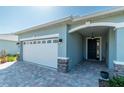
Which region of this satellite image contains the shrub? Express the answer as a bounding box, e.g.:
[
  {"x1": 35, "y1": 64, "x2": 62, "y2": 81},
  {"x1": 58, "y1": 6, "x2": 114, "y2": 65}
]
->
[
  {"x1": 0, "y1": 52, "x2": 18, "y2": 63},
  {"x1": 109, "y1": 76, "x2": 124, "y2": 87},
  {"x1": 7, "y1": 56, "x2": 17, "y2": 62},
  {"x1": 7, "y1": 57, "x2": 16, "y2": 62},
  {"x1": 1, "y1": 49, "x2": 7, "y2": 57},
  {"x1": 0, "y1": 56, "x2": 7, "y2": 63}
]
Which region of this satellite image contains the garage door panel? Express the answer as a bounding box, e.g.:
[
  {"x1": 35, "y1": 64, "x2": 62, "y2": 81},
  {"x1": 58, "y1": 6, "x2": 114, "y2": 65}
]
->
[{"x1": 23, "y1": 38, "x2": 58, "y2": 68}]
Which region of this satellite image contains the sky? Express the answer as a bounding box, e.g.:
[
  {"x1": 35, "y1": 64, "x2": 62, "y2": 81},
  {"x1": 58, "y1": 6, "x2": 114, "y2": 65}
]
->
[{"x1": 0, "y1": 6, "x2": 116, "y2": 34}]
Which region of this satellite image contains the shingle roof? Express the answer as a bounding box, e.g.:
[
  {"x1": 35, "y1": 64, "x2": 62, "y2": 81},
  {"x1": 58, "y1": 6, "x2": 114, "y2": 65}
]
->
[{"x1": 15, "y1": 7, "x2": 124, "y2": 35}]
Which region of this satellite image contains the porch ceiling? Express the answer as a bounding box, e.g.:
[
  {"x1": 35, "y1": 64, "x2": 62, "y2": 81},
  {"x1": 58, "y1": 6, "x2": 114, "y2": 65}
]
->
[{"x1": 78, "y1": 26, "x2": 109, "y2": 36}]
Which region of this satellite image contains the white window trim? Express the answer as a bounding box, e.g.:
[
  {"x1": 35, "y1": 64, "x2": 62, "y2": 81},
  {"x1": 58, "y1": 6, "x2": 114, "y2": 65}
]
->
[
  {"x1": 86, "y1": 37, "x2": 102, "y2": 61},
  {"x1": 20, "y1": 34, "x2": 59, "y2": 41}
]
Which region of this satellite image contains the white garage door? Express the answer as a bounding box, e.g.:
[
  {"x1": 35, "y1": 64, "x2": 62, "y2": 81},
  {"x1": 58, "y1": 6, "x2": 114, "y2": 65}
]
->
[{"x1": 23, "y1": 38, "x2": 58, "y2": 68}]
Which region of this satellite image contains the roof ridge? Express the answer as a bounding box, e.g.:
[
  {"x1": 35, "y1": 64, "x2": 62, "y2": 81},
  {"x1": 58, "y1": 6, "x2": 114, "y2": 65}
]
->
[{"x1": 15, "y1": 15, "x2": 73, "y2": 34}]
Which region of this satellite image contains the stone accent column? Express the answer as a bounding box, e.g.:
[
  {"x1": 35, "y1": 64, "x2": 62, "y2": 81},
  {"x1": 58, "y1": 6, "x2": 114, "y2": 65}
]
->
[
  {"x1": 57, "y1": 57, "x2": 69, "y2": 73},
  {"x1": 114, "y1": 61, "x2": 124, "y2": 76},
  {"x1": 99, "y1": 78, "x2": 109, "y2": 87}
]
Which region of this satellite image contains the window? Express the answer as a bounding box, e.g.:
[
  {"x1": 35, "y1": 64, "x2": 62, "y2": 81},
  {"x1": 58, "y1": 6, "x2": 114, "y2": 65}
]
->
[
  {"x1": 53, "y1": 39, "x2": 58, "y2": 43},
  {"x1": 30, "y1": 41, "x2": 32, "y2": 44},
  {"x1": 33, "y1": 41, "x2": 36, "y2": 44},
  {"x1": 96, "y1": 38, "x2": 100, "y2": 59},
  {"x1": 23, "y1": 42, "x2": 26, "y2": 45},
  {"x1": 38, "y1": 41, "x2": 41, "y2": 44},
  {"x1": 27, "y1": 41, "x2": 29, "y2": 44},
  {"x1": 42, "y1": 40, "x2": 46, "y2": 44},
  {"x1": 47, "y1": 40, "x2": 51, "y2": 43}
]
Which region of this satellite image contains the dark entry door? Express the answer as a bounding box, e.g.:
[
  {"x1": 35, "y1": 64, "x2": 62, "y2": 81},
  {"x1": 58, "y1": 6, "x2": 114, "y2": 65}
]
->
[{"x1": 88, "y1": 39, "x2": 97, "y2": 59}]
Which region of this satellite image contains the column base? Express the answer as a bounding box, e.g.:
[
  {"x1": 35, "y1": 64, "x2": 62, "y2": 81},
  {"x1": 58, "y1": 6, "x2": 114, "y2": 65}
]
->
[
  {"x1": 57, "y1": 57, "x2": 69, "y2": 73},
  {"x1": 99, "y1": 78, "x2": 109, "y2": 87},
  {"x1": 114, "y1": 61, "x2": 124, "y2": 76}
]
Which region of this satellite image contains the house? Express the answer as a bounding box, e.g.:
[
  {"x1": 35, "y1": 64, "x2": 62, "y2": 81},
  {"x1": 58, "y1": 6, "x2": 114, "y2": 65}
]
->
[
  {"x1": 0, "y1": 34, "x2": 19, "y2": 56},
  {"x1": 15, "y1": 7, "x2": 124, "y2": 75}
]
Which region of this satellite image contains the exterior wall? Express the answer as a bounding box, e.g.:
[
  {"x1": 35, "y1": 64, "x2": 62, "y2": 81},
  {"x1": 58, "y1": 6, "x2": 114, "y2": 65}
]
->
[
  {"x1": 107, "y1": 28, "x2": 116, "y2": 69},
  {"x1": 18, "y1": 24, "x2": 68, "y2": 59},
  {"x1": 102, "y1": 34, "x2": 107, "y2": 62},
  {"x1": 0, "y1": 40, "x2": 19, "y2": 55},
  {"x1": 82, "y1": 36, "x2": 86, "y2": 59},
  {"x1": 114, "y1": 27, "x2": 124, "y2": 76},
  {"x1": 116, "y1": 27, "x2": 124, "y2": 61},
  {"x1": 106, "y1": 32, "x2": 109, "y2": 66},
  {"x1": 67, "y1": 32, "x2": 83, "y2": 69},
  {"x1": 17, "y1": 12, "x2": 124, "y2": 71}
]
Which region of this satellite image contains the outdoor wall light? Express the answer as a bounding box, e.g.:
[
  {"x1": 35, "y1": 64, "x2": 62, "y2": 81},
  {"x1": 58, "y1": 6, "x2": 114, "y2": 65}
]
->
[
  {"x1": 16, "y1": 42, "x2": 20, "y2": 45},
  {"x1": 113, "y1": 28, "x2": 117, "y2": 31},
  {"x1": 59, "y1": 39, "x2": 63, "y2": 43},
  {"x1": 91, "y1": 33, "x2": 95, "y2": 39}
]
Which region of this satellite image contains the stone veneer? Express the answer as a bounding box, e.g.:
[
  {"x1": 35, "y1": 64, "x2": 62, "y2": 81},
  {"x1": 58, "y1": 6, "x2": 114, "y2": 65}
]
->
[
  {"x1": 57, "y1": 57, "x2": 69, "y2": 73},
  {"x1": 99, "y1": 78, "x2": 109, "y2": 87},
  {"x1": 114, "y1": 61, "x2": 124, "y2": 76}
]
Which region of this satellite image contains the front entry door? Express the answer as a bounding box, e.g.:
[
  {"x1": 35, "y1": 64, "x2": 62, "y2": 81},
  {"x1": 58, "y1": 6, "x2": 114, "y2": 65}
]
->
[
  {"x1": 88, "y1": 39, "x2": 97, "y2": 60},
  {"x1": 87, "y1": 38, "x2": 101, "y2": 61}
]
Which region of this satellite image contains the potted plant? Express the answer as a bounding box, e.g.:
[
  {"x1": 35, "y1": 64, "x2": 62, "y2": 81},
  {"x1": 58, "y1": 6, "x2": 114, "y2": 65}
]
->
[{"x1": 100, "y1": 71, "x2": 109, "y2": 79}]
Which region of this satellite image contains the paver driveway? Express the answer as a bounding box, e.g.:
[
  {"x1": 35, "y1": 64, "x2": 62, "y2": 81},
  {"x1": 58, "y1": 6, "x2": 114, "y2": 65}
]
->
[{"x1": 0, "y1": 61, "x2": 107, "y2": 87}]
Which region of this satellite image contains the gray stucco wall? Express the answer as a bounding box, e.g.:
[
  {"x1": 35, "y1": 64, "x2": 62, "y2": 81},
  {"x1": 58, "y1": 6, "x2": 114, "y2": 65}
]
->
[
  {"x1": 67, "y1": 32, "x2": 83, "y2": 69},
  {"x1": 0, "y1": 40, "x2": 19, "y2": 55},
  {"x1": 107, "y1": 28, "x2": 116, "y2": 69},
  {"x1": 82, "y1": 36, "x2": 86, "y2": 59},
  {"x1": 116, "y1": 27, "x2": 124, "y2": 61},
  {"x1": 18, "y1": 24, "x2": 68, "y2": 58},
  {"x1": 102, "y1": 34, "x2": 108, "y2": 62}
]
